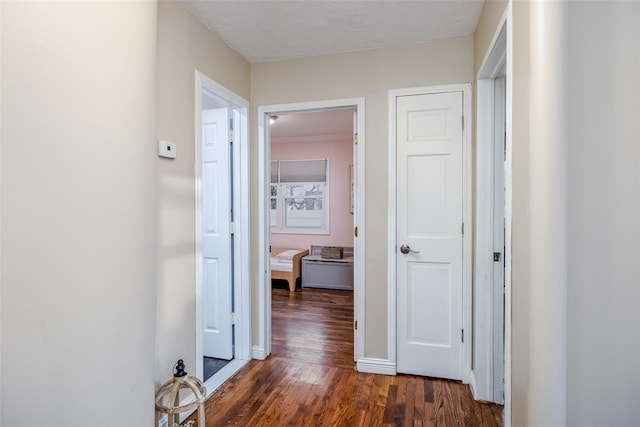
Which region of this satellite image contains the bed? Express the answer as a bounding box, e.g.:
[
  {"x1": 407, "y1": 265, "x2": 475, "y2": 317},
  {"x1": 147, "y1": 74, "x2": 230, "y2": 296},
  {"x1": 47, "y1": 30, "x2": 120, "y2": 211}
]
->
[{"x1": 270, "y1": 247, "x2": 309, "y2": 292}]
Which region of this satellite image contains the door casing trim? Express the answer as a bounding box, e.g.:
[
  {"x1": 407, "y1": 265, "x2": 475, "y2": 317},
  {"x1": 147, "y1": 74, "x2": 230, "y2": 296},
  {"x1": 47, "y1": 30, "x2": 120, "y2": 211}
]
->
[
  {"x1": 256, "y1": 98, "x2": 366, "y2": 362},
  {"x1": 388, "y1": 84, "x2": 473, "y2": 381}
]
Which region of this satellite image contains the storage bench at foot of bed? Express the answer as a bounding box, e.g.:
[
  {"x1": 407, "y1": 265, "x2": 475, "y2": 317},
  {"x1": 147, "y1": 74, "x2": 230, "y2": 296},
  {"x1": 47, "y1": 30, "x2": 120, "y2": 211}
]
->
[{"x1": 302, "y1": 245, "x2": 354, "y2": 291}]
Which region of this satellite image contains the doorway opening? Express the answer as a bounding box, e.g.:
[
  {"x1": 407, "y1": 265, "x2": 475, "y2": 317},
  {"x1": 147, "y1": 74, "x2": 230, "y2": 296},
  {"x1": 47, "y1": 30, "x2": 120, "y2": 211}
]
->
[
  {"x1": 194, "y1": 71, "x2": 251, "y2": 396},
  {"x1": 268, "y1": 109, "x2": 355, "y2": 359},
  {"x1": 256, "y1": 98, "x2": 365, "y2": 363}
]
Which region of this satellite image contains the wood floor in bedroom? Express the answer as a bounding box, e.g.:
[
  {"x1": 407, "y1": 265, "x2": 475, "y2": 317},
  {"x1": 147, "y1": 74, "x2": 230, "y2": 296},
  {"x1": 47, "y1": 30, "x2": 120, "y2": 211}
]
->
[{"x1": 190, "y1": 287, "x2": 503, "y2": 426}]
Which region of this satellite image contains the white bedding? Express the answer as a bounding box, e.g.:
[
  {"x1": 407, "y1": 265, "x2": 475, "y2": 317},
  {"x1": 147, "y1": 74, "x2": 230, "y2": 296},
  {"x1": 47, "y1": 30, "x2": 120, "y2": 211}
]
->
[{"x1": 271, "y1": 257, "x2": 293, "y2": 272}]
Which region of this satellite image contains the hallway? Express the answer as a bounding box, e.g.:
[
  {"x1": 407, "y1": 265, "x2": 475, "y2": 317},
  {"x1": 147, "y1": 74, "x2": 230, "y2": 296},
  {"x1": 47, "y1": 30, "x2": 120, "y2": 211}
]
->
[{"x1": 192, "y1": 288, "x2": 503, "y2": 426}]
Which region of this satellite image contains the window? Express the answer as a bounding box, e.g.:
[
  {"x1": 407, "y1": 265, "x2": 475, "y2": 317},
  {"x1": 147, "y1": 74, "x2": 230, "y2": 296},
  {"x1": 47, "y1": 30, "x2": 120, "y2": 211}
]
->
[{"x1": 271, "y1": 159, "x2": 329, "y2": 234}]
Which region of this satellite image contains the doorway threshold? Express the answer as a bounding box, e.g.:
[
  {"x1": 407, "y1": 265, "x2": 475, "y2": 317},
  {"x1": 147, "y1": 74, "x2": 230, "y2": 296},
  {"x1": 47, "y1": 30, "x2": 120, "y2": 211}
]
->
[{"x1": 203, "y1": 358, "x2": 248, "y2": 398}]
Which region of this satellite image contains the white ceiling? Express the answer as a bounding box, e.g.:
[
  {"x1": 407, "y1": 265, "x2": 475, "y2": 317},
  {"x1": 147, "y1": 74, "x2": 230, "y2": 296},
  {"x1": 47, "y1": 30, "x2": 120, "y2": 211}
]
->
[
  {"x1": 180, "y1": 0, "x2": 485, "y2": 64},
  {"x1": 188, "y1": 0, "x2": 484, "y2": 139},
  {"x1": 270, "y1": 109, "x2": 354, "y2": 143}
]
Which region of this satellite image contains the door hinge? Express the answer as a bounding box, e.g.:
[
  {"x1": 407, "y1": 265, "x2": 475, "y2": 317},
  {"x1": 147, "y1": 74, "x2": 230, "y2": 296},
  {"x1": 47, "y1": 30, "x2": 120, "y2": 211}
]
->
[
  {"x1": 504, "y1": 131, "x2": 508, "y2": 161},
  {"x1": 354, "y1": 320, "x2": 358, "y2": 330},
  {"x1": 461, "y1": 115, "x2": 465, "y2": 131},
  {"x1": 354, "y1": 133, "x2": 358, "y2": 145},
  {"x1": 354, "y1": 226, "x2": 358, "y2": 238},
  {"x1": 231, "y1": 312, "x2": 236, "y2": 325},
  {"x1": 230, "y1": 222, "x2": 235, "y2": 235},
  {"x1": 461, "y1": 222, "x2": 465, "y2": 236},
  {"x1": 461, "y1": 329, "x2": 464, "y2": 343},
  {"x1": 229, "y1": 130, "x2": 234, "y2": 142}
]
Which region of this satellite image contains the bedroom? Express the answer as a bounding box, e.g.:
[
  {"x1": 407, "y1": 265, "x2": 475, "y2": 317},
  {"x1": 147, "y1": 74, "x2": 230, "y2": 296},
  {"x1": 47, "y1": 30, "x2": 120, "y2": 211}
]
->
[{"x1": 269, "y1": 109, "x2": 355, "y2": 293}]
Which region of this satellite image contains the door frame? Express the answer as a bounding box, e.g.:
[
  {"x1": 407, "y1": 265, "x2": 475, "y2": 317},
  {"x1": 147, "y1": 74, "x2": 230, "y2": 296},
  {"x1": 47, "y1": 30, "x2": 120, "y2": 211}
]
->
[
  {"x1": 388, "y1": 84, "x2": 473, "y2": 381},
  {"x1": 473, "y1": 3, "x2": 513, "y2": 421},
  {"x1": 256, "y1": 98, "x2": 365, "y2": 361},
  {"x1": 473, "y1": 18, "x2": 508, "y2": 404},
  {"x1": 194, "y1": 71, "x2": 251, "y2": 386}
]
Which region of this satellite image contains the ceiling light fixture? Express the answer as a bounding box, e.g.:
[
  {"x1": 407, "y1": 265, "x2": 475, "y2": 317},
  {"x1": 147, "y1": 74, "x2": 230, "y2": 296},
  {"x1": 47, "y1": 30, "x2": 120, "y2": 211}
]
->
[{"x1": 269, "y1": 115, "x2": 278, "y2": 125}]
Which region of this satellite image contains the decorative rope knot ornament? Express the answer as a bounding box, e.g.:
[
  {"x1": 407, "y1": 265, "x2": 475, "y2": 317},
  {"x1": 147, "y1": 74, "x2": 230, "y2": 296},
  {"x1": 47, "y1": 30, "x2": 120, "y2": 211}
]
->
[{"x1": 155, "y1": 359, "x2": 207, "y2": 427}]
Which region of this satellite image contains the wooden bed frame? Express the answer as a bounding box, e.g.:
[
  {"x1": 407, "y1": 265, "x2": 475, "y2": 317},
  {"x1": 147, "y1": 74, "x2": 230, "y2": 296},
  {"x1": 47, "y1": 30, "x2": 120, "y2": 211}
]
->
[{"x1": 271, "y1": 247, "x2": 309, "y2": 292}]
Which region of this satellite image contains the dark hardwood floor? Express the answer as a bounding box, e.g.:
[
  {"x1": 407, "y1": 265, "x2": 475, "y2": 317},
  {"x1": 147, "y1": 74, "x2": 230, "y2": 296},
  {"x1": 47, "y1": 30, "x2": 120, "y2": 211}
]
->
[{"x1": 193, "y1": 288, "x2": 503, "y2": 426}]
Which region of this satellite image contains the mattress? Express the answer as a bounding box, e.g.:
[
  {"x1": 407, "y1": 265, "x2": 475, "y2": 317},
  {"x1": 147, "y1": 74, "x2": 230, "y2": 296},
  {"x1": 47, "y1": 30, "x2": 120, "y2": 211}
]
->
[{"x1": 271, "y1": 257, "x2": 293, "y2": 272}]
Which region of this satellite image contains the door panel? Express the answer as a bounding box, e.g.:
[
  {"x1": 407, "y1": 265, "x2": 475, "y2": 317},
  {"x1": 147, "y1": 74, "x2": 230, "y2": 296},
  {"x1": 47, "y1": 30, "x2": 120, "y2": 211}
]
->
[
  {"x1": 202, "y1": 108, "x2": 233, "y2": 360},
  {"x1": 397, "y1": 91, "x2": 463, "y2": 380},
  {"x1": 204, "y1": 258, "x2": 221, "y2": 343},
  {"x1": 407, "y1": 262, "x2": 452, "y2": 345},
  {"x1": 407, "y1": 155, "x2": 449, "y2": 236}
]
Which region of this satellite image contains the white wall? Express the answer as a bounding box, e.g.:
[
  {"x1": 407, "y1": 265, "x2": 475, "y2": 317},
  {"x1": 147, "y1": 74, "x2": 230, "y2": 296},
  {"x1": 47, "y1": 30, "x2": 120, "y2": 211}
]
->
[
  {"x1": 1, "y1": 2, "x2": 157, "y2": 426},
  {"x1": 510, "y1": 2, "x2": 534, "y2": 424},
  {"x1": 528, "y1": 2, "x2": 569, "y2": 424},
  {"x1": 566, "y1": 2, "x2": 640, "y2": 426}
]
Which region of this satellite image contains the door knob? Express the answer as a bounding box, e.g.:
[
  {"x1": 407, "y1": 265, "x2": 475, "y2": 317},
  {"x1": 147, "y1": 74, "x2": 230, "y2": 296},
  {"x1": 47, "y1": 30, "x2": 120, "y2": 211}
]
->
[{"x1": 400, "y1": 244, "x2": 420, "y2": 254}]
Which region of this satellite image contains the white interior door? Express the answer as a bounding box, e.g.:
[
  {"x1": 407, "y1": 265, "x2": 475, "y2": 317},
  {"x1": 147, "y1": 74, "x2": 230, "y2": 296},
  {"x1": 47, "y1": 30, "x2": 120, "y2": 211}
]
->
[
  {"x1": 396, "y1": 91, "x2": 464, "y2": 380},
  {"x1": 202, "y1": 107, "x2": 233, "y2": 360}
]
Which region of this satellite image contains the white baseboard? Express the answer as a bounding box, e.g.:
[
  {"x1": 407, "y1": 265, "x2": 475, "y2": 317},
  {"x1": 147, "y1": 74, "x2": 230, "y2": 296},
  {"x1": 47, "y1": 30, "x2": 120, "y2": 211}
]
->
[
  {"x1": 469, "y1": 370, "x2": 479, "y2": 399},
  {"x1": 356, "y1": 358, "x2": 397, "y2": 375},
  {"x1": 252, "y1": 345, "x2": 267, "y2": 360}
]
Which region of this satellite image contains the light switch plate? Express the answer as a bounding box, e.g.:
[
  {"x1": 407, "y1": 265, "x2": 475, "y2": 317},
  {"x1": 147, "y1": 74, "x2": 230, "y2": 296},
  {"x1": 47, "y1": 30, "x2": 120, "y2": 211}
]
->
[{"x1": 158, "y1": 140, "x2": 176, "y2": 159}]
